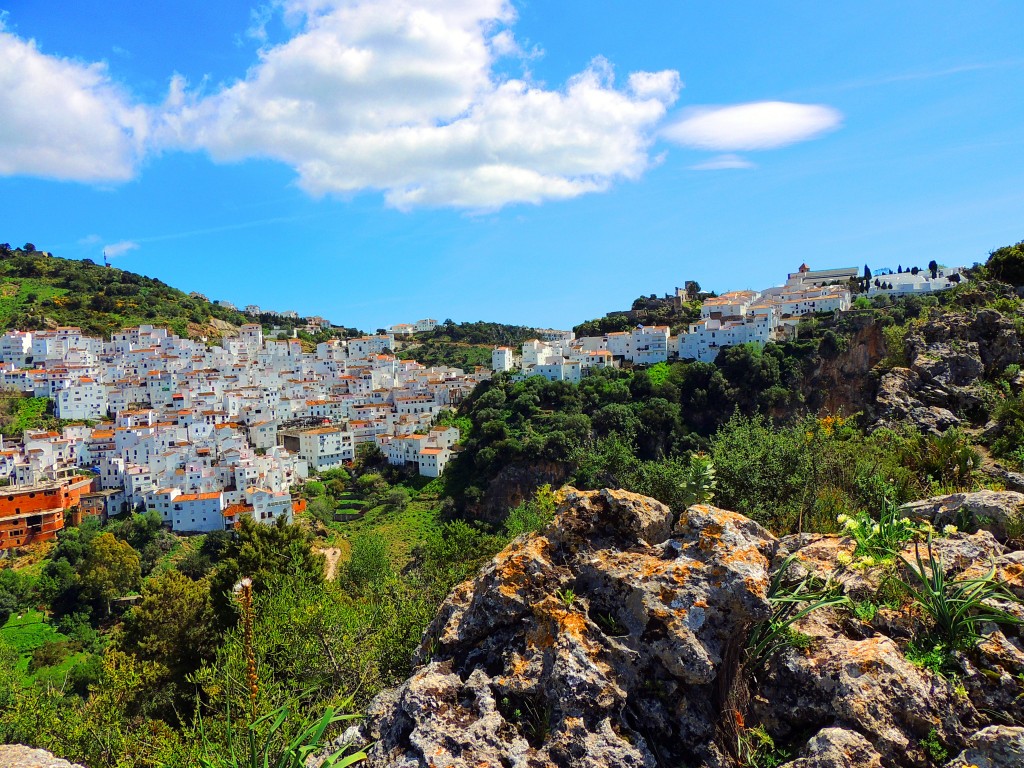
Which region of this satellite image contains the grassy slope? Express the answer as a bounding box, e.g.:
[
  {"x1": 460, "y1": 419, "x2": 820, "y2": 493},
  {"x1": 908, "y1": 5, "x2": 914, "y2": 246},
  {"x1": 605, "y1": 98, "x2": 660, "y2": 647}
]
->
[
  {"x1": 0, "y1": 247, "x2": 248, "y2": 338},
  {"x1": 1, "y1": 610, "x2": 66, "y2": 674}
]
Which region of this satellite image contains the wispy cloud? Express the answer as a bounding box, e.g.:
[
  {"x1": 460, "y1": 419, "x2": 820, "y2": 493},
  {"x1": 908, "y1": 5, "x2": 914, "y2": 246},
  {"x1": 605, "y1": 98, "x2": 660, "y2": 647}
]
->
[
  {"x1": 688, "y1": 154, "x2": 754, "y2": 171},
  {"x1": 663, "y1": 101, "x2": 842, "y2": 152},
  {"x1": 825, "y1": 58, "x2": 1024, "y2": 92},
  {"x1": 103, "y1": 240, "x2": 139, "y2": 258}
]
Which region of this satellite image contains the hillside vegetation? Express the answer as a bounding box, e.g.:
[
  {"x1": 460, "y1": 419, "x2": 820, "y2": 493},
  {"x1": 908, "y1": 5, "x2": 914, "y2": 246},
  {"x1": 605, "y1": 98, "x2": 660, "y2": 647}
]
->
[
  {"x1": 3, "y1": 239, "x2": 1024, "y2": 767},
  {"x1": 0, "y1": 243, "x2": 248, "y2": 338},
  {"x1": 397, "y1": 320, "x2": 539, "y2": 369}
]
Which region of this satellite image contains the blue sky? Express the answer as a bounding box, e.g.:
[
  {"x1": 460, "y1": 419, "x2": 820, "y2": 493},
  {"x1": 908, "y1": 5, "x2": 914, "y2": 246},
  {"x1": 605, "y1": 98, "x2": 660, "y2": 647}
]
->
[{"x1": 1, "y1": 1, "x2": 1022, "y2": 332}]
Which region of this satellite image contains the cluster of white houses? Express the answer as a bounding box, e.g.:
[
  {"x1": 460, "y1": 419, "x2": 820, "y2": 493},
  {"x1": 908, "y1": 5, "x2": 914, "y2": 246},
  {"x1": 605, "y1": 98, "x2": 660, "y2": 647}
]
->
[
  {"x1": 495, "y1": 263, "x2": 969, "y2": 377},
  {"x1": 0, "y1": 324, "x2": 484, "y2": 535},
  {"x1": 387, "y1": 319, "x2": 439, "y2": 337}
]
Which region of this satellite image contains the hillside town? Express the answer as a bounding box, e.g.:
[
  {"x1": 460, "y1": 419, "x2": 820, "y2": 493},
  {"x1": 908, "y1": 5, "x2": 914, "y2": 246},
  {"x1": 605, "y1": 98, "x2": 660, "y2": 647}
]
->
[
  {"x1": 0, "y1": 263, "x2": 970, "y2": 551},
  {"x1": 495, "y1": 262, "x2": 968, "y2": 377},
  {"x1": 0, "y1": 324, "x2": 485, "y2": 549}
]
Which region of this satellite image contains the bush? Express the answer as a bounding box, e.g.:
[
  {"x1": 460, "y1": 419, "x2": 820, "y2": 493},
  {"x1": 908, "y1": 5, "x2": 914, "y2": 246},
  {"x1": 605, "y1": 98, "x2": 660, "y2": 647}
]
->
[{"x1": 28, "y1": 639, "x2": 72, "y2": 673}]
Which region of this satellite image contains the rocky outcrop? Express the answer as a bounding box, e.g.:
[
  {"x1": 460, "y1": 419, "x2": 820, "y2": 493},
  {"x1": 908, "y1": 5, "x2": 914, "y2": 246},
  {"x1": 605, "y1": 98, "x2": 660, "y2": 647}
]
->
[
  {"x1": 874, "y1": 366, "x2": 962, "y2": 434},
  {"x1": 945, "y1": 726, "x2": 1024, "y2": 768},
  {"x1": 347, "y1": 489, "x2": 776, "y2": 767},
  {"x1": 801, "y1": 314, "x2": 886, "y2": 416},
  {"x1": 469, "y1": 460, "x2": 572, "y2": 525},
  {"x1": 0, "y1": 746, "x2": 85, "y2": 768},
  {"x1": 336, "y1": 491, "x2": 1024, "y2": 768},
  {"x1": 873, "y1": 308, "x2": 1024, "y2": 432},
  {"x1": 900, "y1": 490, "x2": 1024, "y2": 542}
]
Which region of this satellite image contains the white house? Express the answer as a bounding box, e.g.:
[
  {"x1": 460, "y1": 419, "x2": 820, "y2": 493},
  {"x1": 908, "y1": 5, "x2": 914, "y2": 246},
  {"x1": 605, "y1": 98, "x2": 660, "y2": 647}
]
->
[
  {"x1": 630, "y1": 326, "x2": 670, "y2": 365},
  {"x1": 492, "y1": 347, "x2": 514, "y2": 373},
  {"x1": 417, "y1": 446, "x2": 451, "y2": 477},
  {"x1": 170, "y1": 491, "x2": 226, "y2": 533},
  {"x1": 278, "y1": 426, "x2": 354, "y2": 471},
  {"x1": 55, "y1": 378, "x2": 108, "y2": 421}
]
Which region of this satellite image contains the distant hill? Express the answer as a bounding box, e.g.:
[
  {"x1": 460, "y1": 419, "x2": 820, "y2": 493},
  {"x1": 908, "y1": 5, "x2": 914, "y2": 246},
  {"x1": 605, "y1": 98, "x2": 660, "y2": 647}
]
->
[
  {"x1": 0, "y1": 242, "x2": 248, "y2": 339},
  {"x1": 396, "y1": 320, "x2": 540, "y2": 370},
  {"x1": 573, "y1": 291, "x2": 704, "y2": 337}
]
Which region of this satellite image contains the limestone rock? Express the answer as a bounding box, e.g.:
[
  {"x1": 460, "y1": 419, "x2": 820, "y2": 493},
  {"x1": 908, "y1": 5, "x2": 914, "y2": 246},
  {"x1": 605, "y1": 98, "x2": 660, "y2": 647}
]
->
[
  {"x1": 874, "y1": 367, "x2": 961, "y2": 433},
  {"x1": 348, "y1": 490, "x2": 776, "y2": 767},
  {"x1": 900, "y1": 490, "x2": 1024, "y2": 542},
  {"x1": 0, "y1": 746, "x2": 85, "y2": 768},
  {"x1": 325, "y1": 489, "x2": 1024, "y2": 768},
  {"x1": 756, "y1": 633, "x2": 976, "y2": 766},
  {"x1": 779, "y1": 727, "x2": 882, "y2": 768},
  {"x1": 945, "y1": 726, "x2": 1024, "y2": 768},
  {"x1": 909, "y1": 341, "x2": 984, "y2": 389}
]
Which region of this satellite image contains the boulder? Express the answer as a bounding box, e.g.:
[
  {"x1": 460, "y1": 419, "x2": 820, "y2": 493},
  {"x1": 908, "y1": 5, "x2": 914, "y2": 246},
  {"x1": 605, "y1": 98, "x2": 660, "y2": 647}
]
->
[
  {"x1": 756, "y1": 633, "x2": 976, "y2": 766},
  {"x1": 345, "y1": 490, "x2": 776, "y2": 767},
  {"x1": 0, "y1": 746, "x2": 85, "y2": 768},
  {"x1": 900, "y1": 490, "x2": 1024, "y2": 542},
  {"x1": 945, "y1": 726, "x2": 1024, "y2": 768},
  {"x1": 779, "y1": 727, "x2": 882, "y2": 768}
]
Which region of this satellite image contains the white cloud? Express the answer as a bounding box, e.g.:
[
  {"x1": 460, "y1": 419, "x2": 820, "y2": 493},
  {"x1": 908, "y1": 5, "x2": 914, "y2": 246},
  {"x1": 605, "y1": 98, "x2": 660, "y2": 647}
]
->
[
  {"x1": 103, "y1": 240, "x2": 139, "y2": 258},
  {"x1": 662, "y1": 101, "x2": 841, "y2": 152},
  {"x1": 159, "y1": 0, "x2": 681, "y2": 209},
  {"x1": 688, "y1": 154, "x2": 754, "y2": 171},
  {"x1": 0, "y1": 22, "x2": 148, "y2": 182}
]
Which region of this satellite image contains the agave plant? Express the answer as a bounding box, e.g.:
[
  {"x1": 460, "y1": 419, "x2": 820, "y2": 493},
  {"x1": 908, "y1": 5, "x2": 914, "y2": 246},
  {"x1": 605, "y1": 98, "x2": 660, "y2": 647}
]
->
[
  {"x1": 198, "y1": 704, "x2": 366, "y2": 768},
  {"x1": 746, "y1": 554, "x2": 849, "y2": 669},
  {"x1": 900, "y1": 536, "x2": 1023, "y2": 650}
]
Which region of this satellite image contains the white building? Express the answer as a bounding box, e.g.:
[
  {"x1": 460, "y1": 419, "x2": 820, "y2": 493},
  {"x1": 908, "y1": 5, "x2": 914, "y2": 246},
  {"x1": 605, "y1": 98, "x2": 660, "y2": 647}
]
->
[
  {"x1": 55, "y1": 378, "x2": 108, "y2": 421},
  {"x1": 278, "y1": 426, "x2": 354, "y2": 471},
  {"x1": 786, "y1": 264, "x2": 859, "y2": 288},
  {"x1": 492, "y1": 347, "x2": 514, "y2": 373},
  {"x1": 630, "y1": 326, "x2": 670, "y2": 365},
  {"x1": 170, "y1": 491, "x2": 225, "y2": 533},
  {"x1": 868, "y1": 268, "x2": 967, "y2": 297}
]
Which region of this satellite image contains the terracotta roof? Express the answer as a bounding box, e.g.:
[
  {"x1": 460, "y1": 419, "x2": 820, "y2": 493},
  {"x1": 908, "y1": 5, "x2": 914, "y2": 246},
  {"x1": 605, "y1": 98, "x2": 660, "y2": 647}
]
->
[{"x1": 177, "y1": 491, "x2": 222, "y2": 502}]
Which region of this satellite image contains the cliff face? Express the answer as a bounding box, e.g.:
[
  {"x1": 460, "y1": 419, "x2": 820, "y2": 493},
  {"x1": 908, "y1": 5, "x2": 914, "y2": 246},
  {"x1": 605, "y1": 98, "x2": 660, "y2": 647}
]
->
[
  {"x1": 802, "y1": 313, "x2": 887, "y2": 416},
  {"x1": 468, "y1": 460, "x2": 572, "y2": 525},
  {"x1": 339, "y1": 488, "x2": 1024, "y2": 768},
  {"x1": 875, "y1": 308, "x2": 1023, "y2": 434}
]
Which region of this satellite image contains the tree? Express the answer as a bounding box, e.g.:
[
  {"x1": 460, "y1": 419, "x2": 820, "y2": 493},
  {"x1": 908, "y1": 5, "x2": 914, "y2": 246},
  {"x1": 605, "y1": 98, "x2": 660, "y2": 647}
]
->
[
  {"x1": 22, "y1": 243, "x2": 36, "y2": 253},
  {"x1": 343, "y1": 533, "x2": 392, "y2": 589},
  {"x1": 307, "y1": 495, "x2": 336, "y2": 524},
  {"x1": 987, "y1": 240, "x2": 1024, "y2": 286},
  {"x1": 911, "y1": 266, "x2": 919, "y2": 275},
  {"x1": 79, "y1": 533, "x2": 141, "y2": 615},
  {"x1": 928, "y1": 260, "x2": 939, "y2": 279},
  {"x1": 384, "y1": 487, "x2": 411, "y2": 512},
  {"x1": 120, "y1": 570, "x2": 218, "y2": 687},
  {"x1": 210, "y1": 516, "x2": 325, "y2": 624},
  {"x1": 863, "y1": 264, "x2": 871, "y2": 281}
]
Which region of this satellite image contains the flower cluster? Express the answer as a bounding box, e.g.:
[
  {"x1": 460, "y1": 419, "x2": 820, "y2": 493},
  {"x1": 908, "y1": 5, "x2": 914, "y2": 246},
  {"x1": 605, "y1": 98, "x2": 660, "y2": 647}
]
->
[{"x1": 834, "y1": 506, "x2": 961, "y2": 569}]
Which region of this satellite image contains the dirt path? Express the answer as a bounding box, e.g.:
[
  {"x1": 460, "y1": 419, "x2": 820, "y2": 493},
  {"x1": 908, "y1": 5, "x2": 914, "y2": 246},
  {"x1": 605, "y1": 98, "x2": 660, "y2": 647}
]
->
[{"x1": 318, "y1": 547, "x2": 342, "y2": 580}]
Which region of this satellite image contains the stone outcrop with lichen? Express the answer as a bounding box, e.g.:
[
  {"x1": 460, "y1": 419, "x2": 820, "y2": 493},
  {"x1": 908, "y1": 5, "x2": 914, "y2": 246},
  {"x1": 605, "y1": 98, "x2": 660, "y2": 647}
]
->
[
  {"x1": 874, "y1": 308, "x2": 1023, "y2": 434},
  {"x1": 332, "y1": 488, "x2": 1024, "y2": 768},
  {"x1": 0, "y1": 745, "x2": 86, "y2": 768}
]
